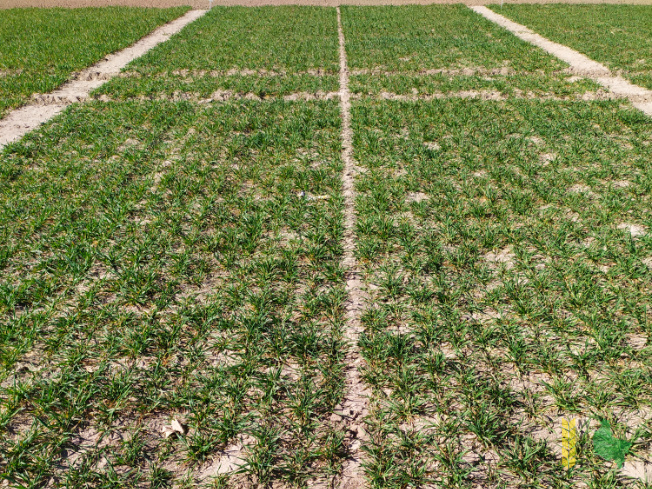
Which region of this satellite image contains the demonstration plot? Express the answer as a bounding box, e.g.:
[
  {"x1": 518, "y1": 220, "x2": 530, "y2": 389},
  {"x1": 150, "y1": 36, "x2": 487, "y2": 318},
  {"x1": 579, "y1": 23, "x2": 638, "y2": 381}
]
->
[
  {"x1": 0, "y1": 7, "x2": 188, "y2": 118},
  {"x1": 491, "y1": 5, "x2": 652, "y2": 90},
  {"x1": 351, "y1": 99, "x2": 652, "y2": 487},
  {"x1": 341, "y1": 5, "x2": 602, "y2": 99},
  {"x1": 98, "y1": 7, "x2": 339, "y2": 100},
  {"x1": 0, "y1": 100, "x2": 348, "y2": 487}
]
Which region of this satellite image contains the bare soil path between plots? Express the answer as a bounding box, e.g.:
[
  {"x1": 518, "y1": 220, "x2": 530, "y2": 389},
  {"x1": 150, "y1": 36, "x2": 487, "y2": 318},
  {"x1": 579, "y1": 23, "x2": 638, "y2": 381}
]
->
[
  {"x1": 471, "y1": 6, "x2": 652, "y2": 116},
  {"x1": 0, "y1": 9, "x2": 206, "y2": 151}
]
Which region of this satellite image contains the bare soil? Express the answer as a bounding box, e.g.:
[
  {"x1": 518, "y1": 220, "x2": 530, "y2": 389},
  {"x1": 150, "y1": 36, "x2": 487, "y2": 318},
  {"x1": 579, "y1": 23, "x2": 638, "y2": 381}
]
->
[{"x1": 2, "y1": 0, "x2": 650, "y2": 9}]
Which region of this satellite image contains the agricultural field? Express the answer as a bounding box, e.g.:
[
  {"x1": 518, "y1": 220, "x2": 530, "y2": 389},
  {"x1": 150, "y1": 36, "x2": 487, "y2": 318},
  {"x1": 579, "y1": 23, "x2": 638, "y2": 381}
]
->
[
  {"x1": 490, "y1": 5, "x2": 652, "y2": 90},
  {"x1": 1, "y1": 4, "x2": 652, "y2": 488},
  {"x1": 342, "y1": 5, "x2": 603, "y2": 98},
  {"x1": 96, "y1": 6, "x2": 340, "y2": 100},
  {"x1": 0, "y1": 7, "x2": 189, "y2": 118},
  {"x1": 0, "y1": 99, "x2": 348, "y2": 488}
]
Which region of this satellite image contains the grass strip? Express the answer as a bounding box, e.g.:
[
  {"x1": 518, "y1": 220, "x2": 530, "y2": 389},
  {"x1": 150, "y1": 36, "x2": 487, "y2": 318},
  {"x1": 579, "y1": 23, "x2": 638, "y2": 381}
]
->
[
  {"x1": 350, "y1": 73, "x2": 602, "y2": 98},
  {"x1": 340, "y1": 5, "x2": 599, "y2": 97},
  {"x1": 341, "y1": 5, "x2": 563, "y2": 72},
  {"x1": 100, "y1": 6, "x2": 339, "y2": 98},
  {"x1": 95, "y1": 73, "x2": 339, "y2": 100}
]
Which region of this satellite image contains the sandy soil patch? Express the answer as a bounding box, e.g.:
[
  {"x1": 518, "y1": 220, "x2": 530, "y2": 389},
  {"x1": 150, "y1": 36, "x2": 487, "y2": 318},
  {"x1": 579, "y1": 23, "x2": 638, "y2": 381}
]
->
[
  {"x1": 485, "y1": 245, "x2": 516, "y2": 269},
  {"x1": 618, "y1": 222, "x2": 647, "y2": 237},
  {"x1": 363, "y1": 90, "x2": 617, "y2": 101},
  {"x1": 406, "y1": 191, "x2": 430, "y2": 202}
]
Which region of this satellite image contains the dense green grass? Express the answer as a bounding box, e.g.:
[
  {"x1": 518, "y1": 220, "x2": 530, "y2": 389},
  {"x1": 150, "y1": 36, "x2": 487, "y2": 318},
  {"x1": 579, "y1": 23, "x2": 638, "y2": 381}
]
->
[
  {"x1": 0, "y1": 7, "x2": 189, "y2": 118},
  {"x1": 0, "y1": 99, "x2": 348, "y2": 487},
  {"x1": 98, "y1": 7, "x2": 339, "y2": 99},
  {"x1": 490, "y1": 5, "x2": 652, "y2": 90},
  {"x1": 341, "y1": 5, "x2": 602, "y2": 97},
  {"x1": 351, "y1": 98, "x2": 652, "y2": 487}
]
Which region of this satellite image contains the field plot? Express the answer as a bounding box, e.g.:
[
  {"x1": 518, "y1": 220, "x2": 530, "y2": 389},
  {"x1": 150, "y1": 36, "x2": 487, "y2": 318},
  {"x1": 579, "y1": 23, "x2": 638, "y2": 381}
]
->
[
  {"x1": 343, "y1": 5, "x2": 652, "y2": 487},
  {"x1": 489, "y1": 5, "x2": 652, "y2": 90},
  {"x1": 96, "y1": 6, "x2": 339, "y2": 101},
  {"x1": 0, "y1": 99, "x2": 349, "y2": 487},
  {"x1": 351, "y1": 97, "x2": 652, "y2": 487},
  {"x1": 340, "y1": 5, "x2": 603, "y2": 99},
  {"x1": 0, "y1": 7, "x2": 188, "y2": 119}
]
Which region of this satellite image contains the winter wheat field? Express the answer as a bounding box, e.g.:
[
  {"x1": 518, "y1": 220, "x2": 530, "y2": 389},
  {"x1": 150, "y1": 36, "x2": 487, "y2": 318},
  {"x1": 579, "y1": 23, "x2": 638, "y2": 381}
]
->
[{"x1": 1, "y1": 4, "x2": 652, "y2": 488}]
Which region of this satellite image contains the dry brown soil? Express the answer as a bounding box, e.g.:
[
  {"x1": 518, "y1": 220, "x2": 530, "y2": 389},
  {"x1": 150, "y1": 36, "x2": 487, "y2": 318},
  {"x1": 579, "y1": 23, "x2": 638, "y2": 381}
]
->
[{"x1": 2, "y1": 0, "x2": 650, "y2": 9}]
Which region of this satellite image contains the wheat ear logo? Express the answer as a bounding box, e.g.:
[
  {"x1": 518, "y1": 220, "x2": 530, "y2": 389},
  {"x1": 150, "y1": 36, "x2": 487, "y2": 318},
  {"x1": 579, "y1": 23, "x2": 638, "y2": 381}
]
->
[{"x1": 561, "y1": 418, "x2": 578, "y2": 469}]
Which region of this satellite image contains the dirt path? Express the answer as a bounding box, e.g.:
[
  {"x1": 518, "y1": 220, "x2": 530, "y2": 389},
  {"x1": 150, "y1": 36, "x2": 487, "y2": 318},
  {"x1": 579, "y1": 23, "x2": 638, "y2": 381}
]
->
[
  {"x1": 0, "y1": 9, "x2": 206, "y2": 150},
  {"x1": 471, "y1": 6, "x2": 652, "y2": 116},
  {"x1": 327, "y1": 6, "x2": 371, "y2": 489},
  {"x1": 2, "y1": 0, "x2": 650, "y2": 9}
]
